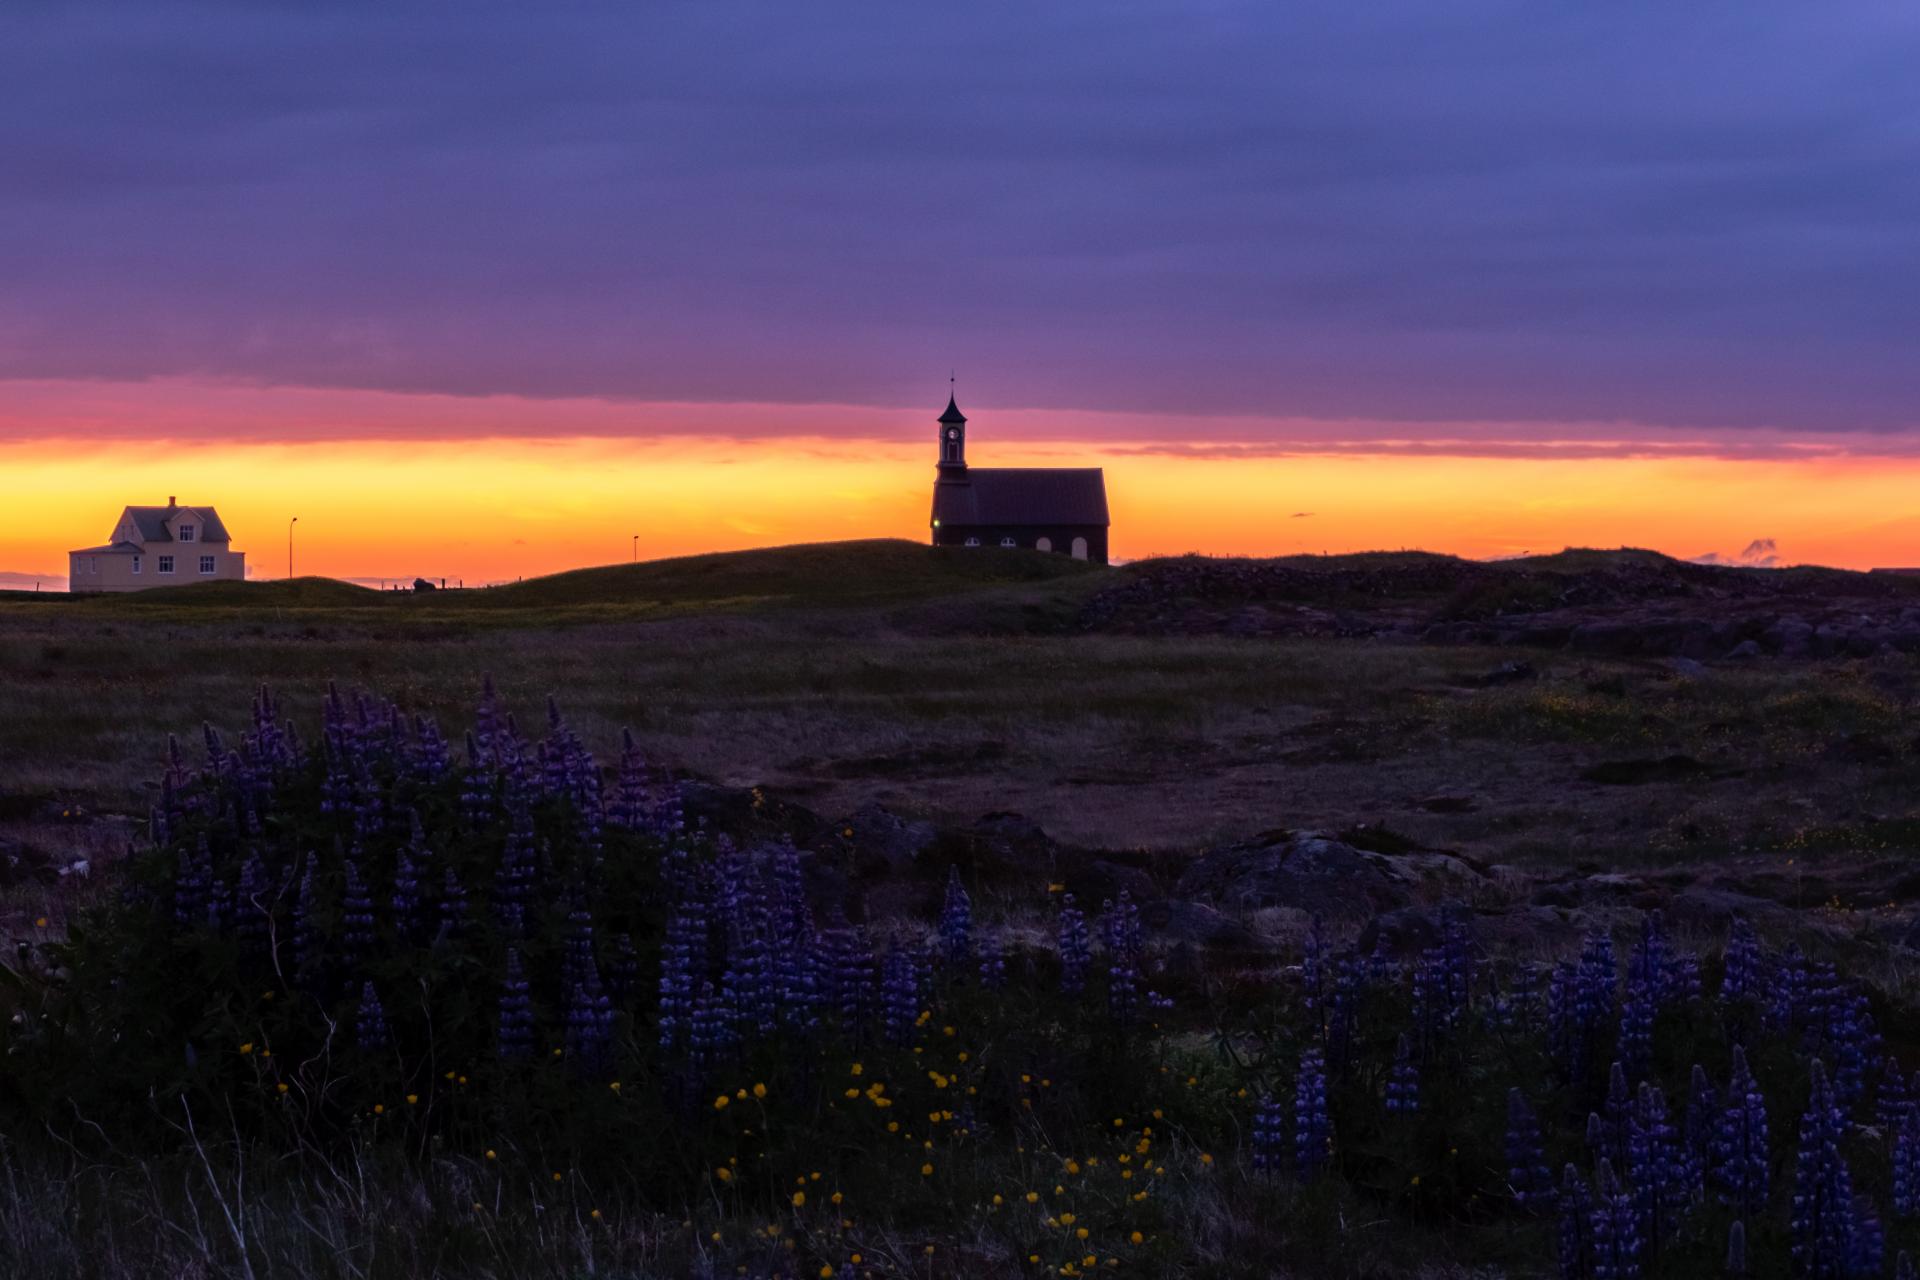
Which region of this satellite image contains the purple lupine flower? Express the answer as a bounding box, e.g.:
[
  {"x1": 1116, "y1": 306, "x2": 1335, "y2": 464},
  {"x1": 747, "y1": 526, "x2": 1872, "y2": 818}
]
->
[
  {"x1": 939, "y1": 866, "x2": 973, "y2": 970},
  {"x1": 1894, "y1": 1107, "x2": 1920, "y2": 1218},
  {"x1": 1103, "y1": 892, "x2": 1143, "y2": 1023},
  {"x1": 1852, "y1": 1197, "x2": 1886, "y2": 1278},
  {"x1": 410, "y1": 712, "x2": 449, "y2": 781},
  {"x1": 1602, "y1": 1061, "x2": 1632, "y2": 1169},
  {"x1": 292, "y1": 863, "x2": 323, "y2": 985},
  {"x1": 564, "y1": 961, "x2": 615, "y2": 1077},
  {"x1": 823, "y1": 919, "x2": 877, "y2": 1038},
  {"x1": 341, "y1": 854, "x2": 375, "y2": 955},
  {"x1": 497, "y1": 948, "x2": 535, "y2": 1060},
  {"x1": 1877, "y1": 1055, "x2": 1912, "y2": 1132},
  {"x1": 1726, "y1": 1220, "x2": 1748, "y2": 1277},
  {"x1": 881, "y1": 943, "x2": 921, "y2": 1047},
  {"x1": 657, "y1": 892, "x2": 709, "y2": 1053},
  {"x1": 1575, "y1": 928, "x2": 1617, "y2": 1049},
  {"x1": 689, "y1": 978, "x2": 733, "y2": 1073},
  {"x1": 491, "y1": 803, "x2": 537, "y2": 936},
  {"x1": 559, "y1": 892, "x2": 596, "y2": 1003},
  {"x1": 1507, "y1": 1089, "x2": 1554, "y2": 1210},
  {"x1": 205, "y1": 877, "x2": 227, "y2": 935},
  {"x1": 1411, "y1": 945, "x2": 1452, "y2": 1049},
  {"x1": 1827, "y1": 987, "x2": 1878, "y2": 1112},
  {"x1": 1627, "y1": 1082, "x2": 1687, "y2": 1262},
  {"x1": 1617, "y1": 975, "x2": 1655, "y2": 1081},
  {"x1": 1589, "y1": 1158, "x2": 1642, "y2": 1280},
  {"x1": 438, "y1": 865, "x2": 468, "y2": 939},
  {"x1": 1056, "y1": 894, "x2": 1091, "y2": 997},
  {"x1": 1385, "y1": 1033, "x2": 1419, "y2": 1115},
  {"x1": 233, "y1": 852, "x2": 270, "y2": 959},
  {"x1": 1547, "y1": 961, "x2": 1585, "y2": 1079},
  {"x1": 1251, "y1": 1092, "x2": 1285, "y2": 1173},
  {"x1": 1325, "y1": 958, "x2": 1359, "y2": 1077},
  {"x1": 608, "y1": 932, "x2": 640, "y2": 1004},
  {"x1": 1898, "y1": 1250, "x2": 1917, "y2": 1280},
  {"x1": 1558, "y1": 1164, "x2": 1591, "y2": 1280},
  {"x1": 1791, "y1": 1060, "x2": 1856, "y2": 1279},
  {"x1": 1294, "y1": 1047, "x2": 1333, "y2": 1180},
  {"x1": 459, "y1": 732, "x2": 494, "y2": 828},
  {"x1": 173, "y1": 839, "x2": 210, "y2": 932},
  {"x1": 978, "y1": 934, "x2": 1008, "y2": 991},
  {"x1": 718, "y1": 870, "x2": 776, "y2": 1042},
  {"x1": 356, "y1": 981, "x2": 389, "y2": 1052},
  {"x1": 391, "y1": 843, "x2": 423, "y2": 944},
  {"x1": 1768, "y1": 945, "x2": 1810, "y2": 1035},
  {"x1": 1301, "y1": 915, "x2": 1327, "y2": 1013},
  {"x1": 1714, "y1": 1044, "x2": 1770, "y2": 1219},
  {"x1": 1682, "y1": 1063, "x2": 1717, "y2": 1200},
  {"x1": 606, "y1": 728, "x2": 651, "y2": 829}
]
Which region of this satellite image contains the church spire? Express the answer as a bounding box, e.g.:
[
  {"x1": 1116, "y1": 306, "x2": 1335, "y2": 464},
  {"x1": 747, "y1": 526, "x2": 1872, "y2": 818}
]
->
[{"x1": 937, "y1": 382, "x2": 967, "y2": 476}]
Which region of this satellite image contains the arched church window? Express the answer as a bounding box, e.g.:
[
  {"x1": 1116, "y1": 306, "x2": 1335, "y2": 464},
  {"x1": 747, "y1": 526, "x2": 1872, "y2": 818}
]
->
[
  {"x1": 964, "y1": 536, "x2": 980, "y2": 548},
  {"x1": 999, "y1": 536, "x2": 1016, "y2": 548},
  {"x1": 1036, "y1": 537, "x2": 1052, "y2": 552},
  {"x1": 1071, "y1": 537, "x2": 1089, "y2": 560}
]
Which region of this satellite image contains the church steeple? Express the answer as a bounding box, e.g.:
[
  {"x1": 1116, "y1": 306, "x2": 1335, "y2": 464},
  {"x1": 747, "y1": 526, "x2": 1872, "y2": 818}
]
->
[{"x1": 937, "y1": 384, "x2": 967, "y2": 477}]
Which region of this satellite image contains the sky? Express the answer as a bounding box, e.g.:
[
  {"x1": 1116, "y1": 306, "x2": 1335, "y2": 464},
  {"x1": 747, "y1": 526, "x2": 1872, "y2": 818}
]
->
[{"x1": 3, "y1": 2, "x2": 1920, "y2": 583}]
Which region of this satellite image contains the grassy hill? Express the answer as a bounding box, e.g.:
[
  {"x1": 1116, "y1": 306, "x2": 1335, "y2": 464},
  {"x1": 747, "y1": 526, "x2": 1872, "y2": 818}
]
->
[{"x1": 7, "y1": 539, "x2": 1102, "y2": 627}]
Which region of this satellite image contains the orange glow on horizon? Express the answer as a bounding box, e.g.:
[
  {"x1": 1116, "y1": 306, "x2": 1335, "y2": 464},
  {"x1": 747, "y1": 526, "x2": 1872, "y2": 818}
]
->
[{"x1": 3, "y1": 434, "x2": 1919, "y2": 584}]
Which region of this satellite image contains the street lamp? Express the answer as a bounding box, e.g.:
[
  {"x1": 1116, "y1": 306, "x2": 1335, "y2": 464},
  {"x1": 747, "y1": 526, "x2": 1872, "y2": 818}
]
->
[
  {"x1": 288, "y1": 516, "x2": 299, "y2": 580},
  {"x1": 632, "y1": 534, "x2": 638, "y2": 563}
]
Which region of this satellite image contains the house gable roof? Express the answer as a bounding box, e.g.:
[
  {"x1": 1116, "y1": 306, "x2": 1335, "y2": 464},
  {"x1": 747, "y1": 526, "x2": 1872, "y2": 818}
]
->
[
  {"x1": 118, "y1": 505, "x2": 233, "y2": 544},
  {"x1": 931, "y1": 468, "x2": 1109, "y2": 528}
]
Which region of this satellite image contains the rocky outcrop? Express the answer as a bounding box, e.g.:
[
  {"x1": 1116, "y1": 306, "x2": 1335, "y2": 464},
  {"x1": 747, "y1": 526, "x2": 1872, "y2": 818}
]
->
[{"x1": 1173, "y1": 829, "x2": 1486, "y2": 919}]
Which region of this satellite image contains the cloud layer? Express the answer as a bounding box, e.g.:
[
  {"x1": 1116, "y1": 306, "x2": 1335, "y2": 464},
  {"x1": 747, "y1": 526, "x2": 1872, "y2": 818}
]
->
[{"x1": 2, "y1": 2, "x2": 1918, "y2": 434}]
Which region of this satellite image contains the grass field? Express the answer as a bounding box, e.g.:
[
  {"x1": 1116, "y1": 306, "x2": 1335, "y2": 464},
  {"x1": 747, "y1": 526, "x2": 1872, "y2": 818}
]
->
[{"x1": 4, "y1": 539, "x2": 1916, "y2": 870}]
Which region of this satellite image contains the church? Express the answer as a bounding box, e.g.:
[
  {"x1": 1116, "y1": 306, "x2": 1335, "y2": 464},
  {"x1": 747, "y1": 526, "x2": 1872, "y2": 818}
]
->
[{"x1": 928, "y1": 393, "x2": 1110, "y2": 563}]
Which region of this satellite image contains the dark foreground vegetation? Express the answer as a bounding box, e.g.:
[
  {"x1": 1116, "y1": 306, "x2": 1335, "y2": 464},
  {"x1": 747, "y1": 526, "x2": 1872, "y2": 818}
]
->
[
  {"x1": 4, "y1": 677, "x2": 1920, "y2": 1279},
  {"x1": 6, "y1": 542, "x2": 1920, "y2": 1277}
]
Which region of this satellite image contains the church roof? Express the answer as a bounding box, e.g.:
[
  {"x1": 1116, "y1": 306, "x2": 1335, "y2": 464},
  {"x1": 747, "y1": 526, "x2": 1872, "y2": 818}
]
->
[
  {"x1": 932, "y1": 468, "x2": 1109, "y2": 528},
  {"x1": 938, "y1": 395, "x2": 967, "y2": 425}
]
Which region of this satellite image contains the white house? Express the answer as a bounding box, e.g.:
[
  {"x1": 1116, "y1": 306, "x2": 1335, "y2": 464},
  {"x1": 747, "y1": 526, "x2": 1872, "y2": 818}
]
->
[{"x1": 68, "y1": 497, "x2": 246, "y2": 593}]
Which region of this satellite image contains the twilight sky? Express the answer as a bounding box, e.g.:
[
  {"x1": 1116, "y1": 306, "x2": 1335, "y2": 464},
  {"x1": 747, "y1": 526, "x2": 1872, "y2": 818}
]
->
[{"x1": 4, "y1": 2, "x2": 1920, "y2": 579}]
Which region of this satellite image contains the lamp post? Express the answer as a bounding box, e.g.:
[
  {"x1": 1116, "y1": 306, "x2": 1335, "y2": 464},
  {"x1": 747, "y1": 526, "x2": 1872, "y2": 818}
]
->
[
  {"x1": 288, "y1": 516, "x2": 299, "y2": 580},
  {"x1": 632, "y1": 534, "x2": 638, "y2": 563}
]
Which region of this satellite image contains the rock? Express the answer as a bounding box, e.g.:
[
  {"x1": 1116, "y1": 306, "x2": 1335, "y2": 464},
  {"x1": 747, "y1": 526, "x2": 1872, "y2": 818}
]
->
[
  {"x1": 1663, "y1": 657, "x2": 1708, "y2": 679},
  {"x1": 1724, "y1": 639, "x2": 1764, "y2": 659},
  {"x1": 968, "y1": 812, "x2": 1060, "y2": 877},
  {"x1": 1765, "y1": 616, "x2": 1814, "y2": 657},
  {"x1": 812, "y1": 803, "x2": 939, "y2": 879},
  {"x1": 1140, "y1": 898, "x2": 1262, "y2": 951},
  {"x1": 1355, "y1": 902, "x2": 1475, "y2": 957},
  {"x1": 1665, "y1": 886, "x2": 1792, "y2": 932},
  {"x1": 1080, "y1": 858, "x2": 1161, "y2": 904},
  {"x1": 1174, "y1": 829, "x2": 1484, "y2": 919}
]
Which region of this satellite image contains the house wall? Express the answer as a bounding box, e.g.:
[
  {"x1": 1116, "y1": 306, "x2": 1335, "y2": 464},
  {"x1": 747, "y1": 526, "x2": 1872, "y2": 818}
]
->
[
  {"x1": 68, "y1": 545, "x2": 247, "y2": 593},
  {"x1": 931, "y1": 525, "x2": 1108, "y2": 564}
]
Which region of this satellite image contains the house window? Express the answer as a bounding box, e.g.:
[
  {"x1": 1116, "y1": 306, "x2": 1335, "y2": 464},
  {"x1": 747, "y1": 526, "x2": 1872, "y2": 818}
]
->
[
  {"x1": 131, "y1": 556, "x2": 141, "y2": 574},
  {"x1": 999, "y1": 536, "x2": 1016, "y2": 548},
  {"x1": 199, "y1": 555, "x2": 215, "y2": 574},
  {"x1": 158, "y1": 555, "x2": 175, "y2": 574},
  {"x1": 179, "y1": 525, "x2": 196, "y2": 543},
  {"x1": 963, "y1": 536, "x2": 980, "y2": 547}
]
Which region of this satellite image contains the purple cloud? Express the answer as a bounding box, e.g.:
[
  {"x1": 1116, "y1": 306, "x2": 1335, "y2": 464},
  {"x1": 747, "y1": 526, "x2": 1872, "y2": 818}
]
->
[{"x1": 2, "y1": 3, "x2": 1917, "y2": 434}]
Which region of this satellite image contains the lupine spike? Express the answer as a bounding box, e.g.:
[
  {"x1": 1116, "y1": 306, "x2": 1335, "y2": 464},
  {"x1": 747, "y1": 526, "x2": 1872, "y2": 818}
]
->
[
  {"x1": 355, "y1": 981, "x2": 389, "y2": 1052},
  {"x1": 939, "y1": 866, "x2": 973, "y2": 970},
  {"x1": 1507, "y1": 1089, "x2": 1554, "y2": 1210}
]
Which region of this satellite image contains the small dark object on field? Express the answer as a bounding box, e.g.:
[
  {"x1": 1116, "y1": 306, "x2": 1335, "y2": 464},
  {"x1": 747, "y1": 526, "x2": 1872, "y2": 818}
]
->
[
  {"x1": 1580, "y1": 754, "x2": 1720, "y2": 785},
  {"x1": 413, "y1": 577, "x2": 437, "y2": 593},
  {"x1": 1464, "y1": 659, "x2": 1536, "y2": 687}
]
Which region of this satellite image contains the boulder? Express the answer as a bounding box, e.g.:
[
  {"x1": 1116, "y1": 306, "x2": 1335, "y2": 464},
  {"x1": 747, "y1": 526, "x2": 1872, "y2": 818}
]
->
[
  {"x1": 1173, "y1": 829, "x2": 1483, "y2": 919},
  {"x1": 1140, "y1": 898, "x2": 1263, "y2": 951}
]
